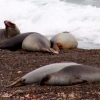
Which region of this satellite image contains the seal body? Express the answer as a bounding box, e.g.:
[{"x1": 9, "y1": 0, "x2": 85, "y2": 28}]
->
[
  {"x1": 50, "y1": 31, "x2": 78, "y2": 51},
  {"x1": 6, "y1": 62, "x2": 80, "y2": 87},
  {"x1": 0, "y1": 20, "x2": 20, "y2": 42},
  {"x1": 0, "y1": 32, "x2": 37, "y2": 51},
  {"x1": 22, "y1": 33, "x2": 58, "y2": 54},
  {"x1": 40, "y1": 65, "x2": 100, "y2": 86}
]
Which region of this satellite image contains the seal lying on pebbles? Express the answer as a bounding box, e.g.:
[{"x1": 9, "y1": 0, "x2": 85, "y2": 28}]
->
[
  {"x1": 40, "y1": 65, "x2": 100, "y2": 86},
  {"x1": 0, "y1": 20, "x2": 20, "y2": 42},
  {"x1": 22, "y1": 33, "x2": 58, "y2": 54},
  {"x1": 50, "y1": 31, "x2": 78, "y2": 51},
  {"x1": 6, "y1": 62, "x2": 80, "y2": 87},
  {"x1": 0, "y1": 32, "x2": 36, "y2": 51}
]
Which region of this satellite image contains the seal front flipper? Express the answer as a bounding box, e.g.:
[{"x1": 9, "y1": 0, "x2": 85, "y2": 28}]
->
[{"x1": 71, "y1": 78, "x2": 87, "y2": 85}]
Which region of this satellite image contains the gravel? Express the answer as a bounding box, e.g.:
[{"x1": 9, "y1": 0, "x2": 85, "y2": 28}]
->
[{"x1": 0, "y1": 48, "x2": 100, "y2": 100}]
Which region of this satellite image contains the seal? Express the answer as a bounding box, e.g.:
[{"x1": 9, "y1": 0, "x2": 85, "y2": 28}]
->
[
  {"x1": 0, "y1": 32, "x2": 37, "y2": 51},
  {"x1": 0, "y1": 20, "x2": 20, "y2": 42},
  {"x1": 5, "y1": 62, "x2": 80, "y2": 87},
  {"x1": 50, "y1": 31, "x2": 78, "y2": 51},
  {"x1": 22, "y1": 33, "x2": 58, "y2": 54},
  {"x1": 40, "y1": 65, "x2": 100, "y2": 86}
]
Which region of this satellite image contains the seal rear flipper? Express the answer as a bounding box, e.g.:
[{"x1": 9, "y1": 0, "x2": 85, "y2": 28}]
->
[
  {"x1": 41, "y1": 48, "x2": 59, "y2": 54},
  {"x1": 71, "y1": 78, "x2": 87, "y2": 85},
  {"x1": 5, "y1": 78, "x2": 26, "y2": 88}
]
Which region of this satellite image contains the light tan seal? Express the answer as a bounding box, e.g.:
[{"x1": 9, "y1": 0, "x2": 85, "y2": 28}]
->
[
  {"x1": 5, "y1": 62, "x2": 79, "y2": 87},
  {"x1": 22, "y1": 33, "x2": 58, "y2": 54},
  {"x1": 0, "y1": 20, "x2": 20, "y2": 42},
  {"x1": 50, "y1": 31, "x2": 78, "y2": 51}
]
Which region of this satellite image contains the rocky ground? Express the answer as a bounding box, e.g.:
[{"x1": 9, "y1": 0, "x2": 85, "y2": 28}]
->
[{"x1": 0, "y1": 48, "x2": 100, "y2": 100}]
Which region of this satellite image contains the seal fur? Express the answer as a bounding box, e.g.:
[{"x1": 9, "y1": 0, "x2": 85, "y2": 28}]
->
[{"x1": 50, "y1": 31, "x2": 78, "y2": 51}]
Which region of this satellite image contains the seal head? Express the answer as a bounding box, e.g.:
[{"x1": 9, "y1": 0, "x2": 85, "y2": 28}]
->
[
  {"x1": 4, "y1": 20, "x2": 20, "y2": 38},
  {"x1": 50, "y1": 32, "x2": 78, "y2": 51}
]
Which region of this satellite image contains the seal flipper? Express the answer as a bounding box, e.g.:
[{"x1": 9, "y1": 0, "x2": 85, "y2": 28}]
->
[
  {"x1": 71, "y1": 78, "x2": 87, "y2": 85},
  {"x1": 5, "y1": 78, "x2": 26, "y2": 88},
  {"x1": 41, "y1": 48, "x2": 59, "y2": 54},
  {"x1": 40, "y1": 74, "x2": 51, "y2": 86}
]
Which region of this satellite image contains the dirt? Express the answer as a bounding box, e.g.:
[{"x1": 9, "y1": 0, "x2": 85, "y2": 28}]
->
[{"x1": 0, "y1": 48, "x2": 100, "y2": 100}]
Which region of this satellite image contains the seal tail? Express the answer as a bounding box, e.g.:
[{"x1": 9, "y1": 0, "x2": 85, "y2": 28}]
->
[
  {"x1": 5, "y1": 78, "x2": 25, "y2": 88},
  {"x1": 41, "y1": 48, "x2": 59, "y2": 54}
]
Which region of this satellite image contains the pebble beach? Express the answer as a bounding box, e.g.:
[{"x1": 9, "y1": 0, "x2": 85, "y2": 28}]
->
[{"x1": 0, "y1": 48, "x2": 100, "y2": 100}]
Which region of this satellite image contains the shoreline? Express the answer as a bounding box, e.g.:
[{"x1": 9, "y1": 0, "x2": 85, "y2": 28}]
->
[
  {"x1": 0, "y1": 48, "x2": 100, "y2": 99},
  {"x1": 77, "y1": 40, "x2": 100, "y2": 50}
]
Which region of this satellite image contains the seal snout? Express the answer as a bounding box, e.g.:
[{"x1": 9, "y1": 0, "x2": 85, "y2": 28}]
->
[
  {"x1": 4, "y1": 20, "x2": 15, "y2": 28},
  {"x1": 5, "y1": 78, "x2": 26, "y2": 88}
]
